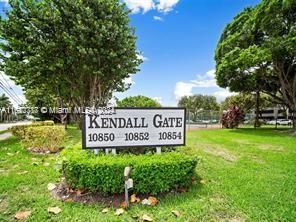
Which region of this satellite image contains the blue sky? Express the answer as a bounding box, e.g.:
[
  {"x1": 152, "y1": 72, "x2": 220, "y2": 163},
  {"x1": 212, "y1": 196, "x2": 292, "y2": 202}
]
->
[{"x1": 0, "y1": 0, "x2": 261, "y2": 107}]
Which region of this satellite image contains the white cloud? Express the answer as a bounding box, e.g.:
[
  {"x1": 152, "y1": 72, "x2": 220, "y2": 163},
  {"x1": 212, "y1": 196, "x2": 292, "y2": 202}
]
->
[
  {"x1": 123, "y1": 0, "x2": 155, "y2": 14},
  {"x1": 108, "y1": 97, "x2": 117, "y2": 107},
  {"x1": 123, "y1": 0, "x2": 180, "y2": 14},
  {"x1": 173, "y1": 69, "x2": 235, "y2": 102},
  {"x1": 156, "y1": 0, "x2": 180, "y2": 13},
  {"x1": 137, "y1": 54, "x2": 149, "y2": 61},
  {"x1": 188, "y1": 69, "x2": 218, "y2": 89},
  {"x1": 123, "y1": 75, "x2": 135, "y2": 86},
  {"x1": 153, "y1": 97, "x2": 163, "y2": 105},
  {"x1": 174, "y1": 82, "x2": 196, "y2": 100},
  {"x1": 190, "y1": 79, "x2": 217, "y2": 88},
  {"x1": 213, "y1": 89, "x2": 237, "y2": 103},
  {"x1": 153, "y1": 16, "x2": 163, "y2": 21}
]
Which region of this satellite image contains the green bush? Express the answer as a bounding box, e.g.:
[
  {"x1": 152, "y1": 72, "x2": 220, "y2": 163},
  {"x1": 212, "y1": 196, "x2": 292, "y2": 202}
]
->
[
  {"x1": 10, "y1": 120, "x2": 55, "y2": 139},
  {"x1": 32, "y1": 120, "x2": 55, "y2": 126},
  {"x1": 9, "y1": 125, "x2": 28, "y2": 139},
  {"x1": 61, "y1": 150, "x2": 198, "y2": 194},
  {"x1": 21, "y1": 125, "x2": 66, "y2": 152}
]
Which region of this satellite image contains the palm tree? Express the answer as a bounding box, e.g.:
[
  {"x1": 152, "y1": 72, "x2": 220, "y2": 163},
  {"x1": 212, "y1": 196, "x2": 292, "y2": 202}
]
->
[
  {"x1": 0, "y1": 94, "x2": 12, "y2": 122},
  {"x1": 0, "y1": 93, "x2": 12, "y2": 107}
]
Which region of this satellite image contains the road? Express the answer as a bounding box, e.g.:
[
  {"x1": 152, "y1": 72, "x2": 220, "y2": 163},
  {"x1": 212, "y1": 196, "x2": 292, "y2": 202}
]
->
[
  {"x1": 0, "y1": 121, "x2": 32, "y2": 131},
  {"x1": 0, "y1": 121, "x2": 32, "y2": 140}
]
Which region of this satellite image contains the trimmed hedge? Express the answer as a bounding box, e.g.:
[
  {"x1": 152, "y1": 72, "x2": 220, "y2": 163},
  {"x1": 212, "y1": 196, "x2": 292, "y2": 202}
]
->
[
  {"x1": 21, "y1": 126, "x2": 66, "y2": 152},
  {"x1": 10, "y1": 125, "x2": 28, "y2": 139},
  {"x1": 10, "y1": 120, "x2": 55, "y2": 139},
  {"x1": 61, "y1": 149, "x2": 198, "y2": 194}
]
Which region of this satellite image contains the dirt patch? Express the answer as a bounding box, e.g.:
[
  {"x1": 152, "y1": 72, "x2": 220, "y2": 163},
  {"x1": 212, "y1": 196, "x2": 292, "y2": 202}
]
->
[
  {"x1": 0, "y1": 168, "x2": 9, "y2": 176},
  {"x1": 51, "y1": 181, "x2": 125, "y2": 207},
  {"x1": 27, "y1": 147, "x2": 64, "y2": 154},
  {"x1": 209, "y1": 195, "x2": 225, "y2": 203},
  {"x1": 187, "y1": 126, "x2": 222, "y2": 132},
  {"x1": 250, "y1": 155, "x2": 265, "y2": 164},
  {"x1": 50, "y1": 179, "x2": 191, "y2": 207},
  {"x1": 231, "y1": 139, "x2": 254, "y2": 146},
  {"x1": 0, "y1": 197, "x2": 8, "y2": 214},
  {"x1": 258, "y1": 144, "x2": 284, "y2": 152},
  {"x1": 212, "y1": 210, "x2": 245, "y2": 222},
  {"x1": 204, "y1": 147, "x2": 238, "y2": 162}
]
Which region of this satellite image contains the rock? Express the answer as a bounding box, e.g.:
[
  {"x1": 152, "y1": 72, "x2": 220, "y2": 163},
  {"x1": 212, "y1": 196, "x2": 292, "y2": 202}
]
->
[
  {"x1": 172, "y1": 210, "x2": 181, "y2": 217},
  {"x1": 47, "y1": 183, "x2": 56, "y2": 191},
  {"x1": 141, "y1": 198, "x2": 151, "y2": 206},
  {"x1": 142, "y1": 214, "x2": 153, "y2": 221},
  {"x1": 48, "y1": 206, "x2": 62, "y2": 214},
  {"x1": 15, "y1": 210, "x2": 31, "y2": 220},
  {"x1": 115, "y1": 208, "x2": 125, "y2": 216}
]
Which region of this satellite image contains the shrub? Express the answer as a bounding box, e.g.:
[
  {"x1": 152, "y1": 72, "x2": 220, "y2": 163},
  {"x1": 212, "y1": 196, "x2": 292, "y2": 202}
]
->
[
  {"x1": 221, "y1": 106, "x2": 245, "y2": 128},
  {"x1": 61, "y1": 150, "x2": 198, "y2": 194},
  {"x1": 9, "y1": 125, "x2": 28, "y2": 139},
  {"x1": 21, "y1": 125, "x2": 66, "y2": 152},
  {"x1": 10, "y1": 120, "x2": 55, "y2": 139},
  {"x1": 32, "y1": 120, "x2": 55, "y2": 126}
]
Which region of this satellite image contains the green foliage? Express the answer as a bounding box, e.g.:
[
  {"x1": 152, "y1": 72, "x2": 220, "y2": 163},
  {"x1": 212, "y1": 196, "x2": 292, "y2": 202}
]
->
[
  {"x1": 24, "y1": 87, "x2": 56, "y2": 108},
  {"x1": 117, "y1": 95, "x2": 161, "y2": 108},
  {"x1": 215, "y1": 6, "x2": 279, "y2": 96},
  {"x1": 0, "y1": 0, "x2": 141, "y2": 108},
  {"x1": 221, "y1": 94, "x2": 254, "y2": 112},
  {"x1": 1, "y1": 126, "x2": 296, "y2": 221},
  {"x1": 10, "y1": 121, "x2": 55, "y2": 139},
  {"x1": 221, "y1": 93, "x2": 278, "y2": 113},
  {"x1": 61, "y1": 150, "x2": 198, "y2": 194},
  {"x1": 178, "y1": 94, "x2": 219, "y2": 121},
  {"x1": 0, "y1": 93, "x2": 12, "y2": 107},
  {"x1": 9, "y1": 125, "x2": 28, "y2": 139},
  {"x1": 215, "y1": 0, "x2": 296, "y2": 128},
  {"x1": 32, "y1": 120, "x2": 55, "y2": 126},
  {"x1": 21, "y1": 125, "x2": 66, "y2": 152}
]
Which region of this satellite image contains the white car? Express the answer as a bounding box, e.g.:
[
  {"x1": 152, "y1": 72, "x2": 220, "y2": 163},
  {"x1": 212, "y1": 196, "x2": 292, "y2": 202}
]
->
[
  {"x1": 278, "y1": 119, "x2": 292, "y2": 125},
  {"x1": 266, "y1": 120, "x2": 277, "y2": 125}
]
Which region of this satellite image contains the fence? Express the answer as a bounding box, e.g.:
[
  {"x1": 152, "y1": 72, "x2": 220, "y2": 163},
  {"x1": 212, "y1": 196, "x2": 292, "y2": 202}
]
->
[{"x1": 186, "y1": 110, "x2": 222, "y2": 130}]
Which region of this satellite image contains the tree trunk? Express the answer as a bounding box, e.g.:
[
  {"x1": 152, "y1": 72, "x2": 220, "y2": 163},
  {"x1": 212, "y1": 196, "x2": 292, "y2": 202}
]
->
[
  {"x1": 292, "y1": 110, "x2": 296, "y2": 130},
  {"x1": 254, "y1": 91, "x2": 261, "y2": 128}
]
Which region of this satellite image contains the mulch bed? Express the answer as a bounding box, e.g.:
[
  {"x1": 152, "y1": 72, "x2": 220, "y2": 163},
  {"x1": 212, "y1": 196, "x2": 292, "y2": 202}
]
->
[
  {"x1": 27, "y1": 147, "x2": 64, "y2": 154},
  {"x1": 50, "y1": 178, "x2": 190, "y2": 207}
]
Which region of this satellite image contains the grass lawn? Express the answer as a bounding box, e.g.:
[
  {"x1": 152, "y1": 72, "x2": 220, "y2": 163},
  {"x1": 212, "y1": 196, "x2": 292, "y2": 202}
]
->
[{"x1": 1, "y1": 126, "x2": 295, "y2": 221}]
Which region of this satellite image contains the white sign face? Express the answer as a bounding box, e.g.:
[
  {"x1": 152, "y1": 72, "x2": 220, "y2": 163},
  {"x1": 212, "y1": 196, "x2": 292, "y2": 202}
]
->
[{"x1": 82, "y1": 108, "x2": 186, "y2": 148}]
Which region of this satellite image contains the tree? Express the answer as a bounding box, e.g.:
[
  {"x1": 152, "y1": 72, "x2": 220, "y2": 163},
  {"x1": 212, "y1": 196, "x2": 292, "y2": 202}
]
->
[
  {"x1": 220, "y1": 93, "x2": 276, "y2": 113},
  {"x1": 0, "y1": 93, "x2": 12, "y2": 122},
  {"x1": 215, "y1": 7, "x2": 280, "y2": 127},
  {"x1": 0, "y1": 0, "x2": 141, "y2": 126},
  {"x1": 117, "y1": 95, "x2": 161, "y2": 107},
  {"x1": 215, "y1": 0, "x2": 296, "y2": 129},
  {"x1": 255, "y1": 0, "x2": 296, "y2": 128},
  {"x1": 0, "y1": 93, "x2": 11, "y2": 108},
  {"x1": 178, "y1": 94, "x2": 219, "y2": 121}
]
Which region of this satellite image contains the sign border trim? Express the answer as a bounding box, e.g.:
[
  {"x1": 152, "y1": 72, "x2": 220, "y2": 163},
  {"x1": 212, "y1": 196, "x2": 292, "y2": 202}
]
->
[{"x1": 82, "y1": 107, "x2": 186, "y2": 149}]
